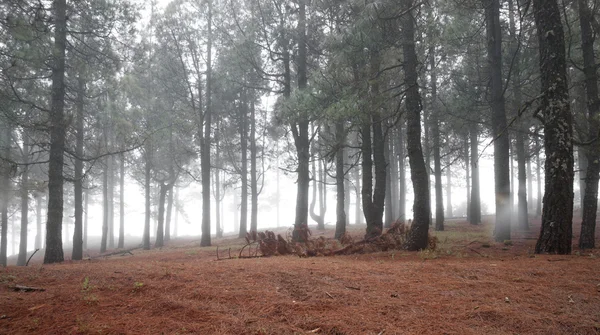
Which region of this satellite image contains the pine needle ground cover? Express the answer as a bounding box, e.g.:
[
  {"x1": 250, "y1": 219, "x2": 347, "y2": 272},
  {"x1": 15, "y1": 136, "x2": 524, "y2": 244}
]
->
[{"x1": 1, "y1": 219, "x2": 599, "y2": 335}]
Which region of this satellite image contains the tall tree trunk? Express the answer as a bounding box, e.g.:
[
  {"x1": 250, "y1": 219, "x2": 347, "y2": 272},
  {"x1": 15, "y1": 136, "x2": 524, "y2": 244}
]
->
[
  {"x1": 485, "y1": 0, "x2": 511, "y2": 242},
  {"x1": 166, "y1": 186, "x2": 173, "y2": 241},
  {"x1": 465, "y1": 133, "x2": 471, "y2": 220},
  {"x1": 335, "y1": 120, "x2": 347, "y2": 239},
  {"x1": 239, "y1": 93, "x2": 249, "y2": 237},
  {"x1": 72, "y1": 77, "x2": 85, "y2": 261},
  {"x1": 35, "y1": 193, "x2": 42, "y2": 249},
  {"x1": 44, "y1": 0, "x2": 67, "y2": 264},
  {"x1": 100, "y1": 158, "x2": 109, "y2": 253},
  {"x1": 214, "y1": 126, "x2": 222, "y2": 238},
  {"x1": 384, "y1": 134, "x2": 393, "y2": 228},
  {"x1": 142, "y1": 146, "x2": 152, "y2": 250},
  {"x1": 578, "y1": 147, "x2": 587, "y2": 209},
  {"x1": 200, "y1": 0, "x2": 213, "y2": 247},
  {"x1": 17, "y1": 130, "x2": 30, "y2": 266},
  {"x1": 577, "y1": 0, "x2": 600, "y2": 249},
  {"x1": 118, "y1": 153, "x2": 125, "y2": 248},
  {"x1": 398, "y1": 124, "x2": 406, "y2": 222},
  {"x1": 250, "y1": 99, "x2": 258, "y2": 232},
  {"x1": 403, "y1": 2, "x2": 430, "y2": 250},
  {"x1": 155, "y1": 183, "x2": 169, "y2": 248},
  {"x1": 292, "y1": 0, "x2": 310, "y2": 242},
  {"x1": 446, "y1": 164, "x2": 452, "y2": 218},
  {"x1": 108, "y1": 155, "x2": 114, "y2": 248},
  {"x1": 354, "y1": 155, "x2": 362, "y2": 224},
  {"x1": 535, "y1": 140, "x2": 542, "y2": 217},
  {"x1": 470, "y1": 128, "x2": 482, "y2": 224},
  {"x1": 509, "y1": 0, "x2": 529, "y2": 231},
  {"x1": 431, "y1": 45, "x2": 444, "y2": 231},
  {"x1": 0, "y1": 125, "x2": 10, "y2": 266},
  {"x1": 309, "y1": 129, "x2": 325, "y2": 230},
  {"x1": 173, "y1": 186, "x2": 179, "y2": 238},
  {"x1": 527, "y1": 151, "x2": 533, "y2": 210},
  {"x1": 533, "y1": 0, "x2": 574, "y2": 254},
  {"x1": 83, "y1": 189, "x2": 88, "y2": 250}
]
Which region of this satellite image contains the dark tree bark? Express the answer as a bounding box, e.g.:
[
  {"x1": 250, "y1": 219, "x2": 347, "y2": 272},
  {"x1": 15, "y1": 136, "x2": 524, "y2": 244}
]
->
[
  {"x1": 535, "y1": 139, "x2": 542, "y2": 217},
  {"x1": 200, "y1": 0, "x2": 213, "y2": 247},
  {"x1": 118, "y1": 153, "x2": 125, "y2": 248},
  {"x1": 72, "y1": 77, "x2": 85, "y2": 261},
  {"x1": 508, "y1": 0, "x2": 529, "y2": 231},
  {"x1": 484, "y1": 0, "x2": 511, "y2": 242},
  {"x1": 361, "y1": 49, "x2": 386, "y2": 239},
  {"x1": 108, "y1": 155, "x2": 114, "y2": 249},
  {"x1": 470, "y1": 128, "x2": 482, "y2": 224},
  {"x1": 250, "y1": 99, "x2": 258, "y2": 233},
  {"x1": 291, "y1": 0, "x2": 310, "y2": 242},
  {"x1": 83, "y1": 188, "x2": 89, "y2": 250},
  {"x1": 309, "y1": 128, "x2": 326, "y2": 230},
  {"x1": 430, "y1": 45, "x2": 444, "y2": 231},
  {"x1": 577, "y1": 0, "x2": 599, "y2": 249},
  {"x1": 403, "y1": 2, "x2": 431, "y2": 250},
  {"x1": 44, "y1": 0, "x2": 67, "y2": 264},
  {"x1": 335, "y1": 121, "x2": 347, "y2": 239},
  {"x1": 353, "y1": 156, "x2": 362, "y2": 224},
  {"x1": 533, "y1": 0, "x2": 574, "y2": 254},
  {"x1": 0, "y1": 125, "x2": 10, "y2": 267},
  {"x1": 17, "y1": 130, "x2": 30, "y2": 266},
  {"x1": 155, "y1": 183, "x2": 172, "y2": 248},
  {"x1": 527, "y1": 152, "x2": 533, "y2": 211}
]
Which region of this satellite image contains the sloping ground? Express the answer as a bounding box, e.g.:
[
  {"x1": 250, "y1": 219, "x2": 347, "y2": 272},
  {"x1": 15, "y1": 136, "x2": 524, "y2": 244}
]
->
[{"x1": 1, "y1": 220, "x2": 599, "y2": 335}]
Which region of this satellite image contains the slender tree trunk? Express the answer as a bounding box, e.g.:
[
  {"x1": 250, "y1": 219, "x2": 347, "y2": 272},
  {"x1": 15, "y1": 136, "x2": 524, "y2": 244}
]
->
[
  {"x1": 470, "y1": 128, "x2": 482, "y2": 224},
  {"x1": 276, "y1": 143, "x2": 280, "y2": 227},
  {"x1": 239, "y1": 93, "x2": 249, "y2": 237},
  {"x1": 389, "y1": 128, "x2": 398, "y2": 220},
  {"x1": 142, "y1": 147, "x2": 151, "y2": 250},
  {"x1": 335, "y1": 121, "x2": 347, "y2": 239},
  {"x1": 533, "y1": 0, "x2": 574, "y2": 254},
  {"x1": 384, "y1": 133, "x2": 393, "y2": 228},
  {"x1": 118, "y1": 153, "x2": 125, "y2": 248},
  {"x1": 431, "y1": 47, "x2": 444, "y2": 231},
  {"x1": 100, "y1": 158, "x2": 109, "y2": 253},
  {"x1": 309, "y1": 129, "x2": 325, "y2": 230},
  {"x1": 527, "y1": 152, "x2": 533, "y2": 210},
  {"x1": 0, "y1": 125, "x2": 10, "y2": 266},
  {"x1": 108, "y1": 155, "x2": 114, "y2": 249},
  {"x1": 44, "y1": 0, "x2": 67, "y2": 264},
  {"x1": 577, "y1": 0, "x2": 600, "y2": 249},
  {"x1": 403, "y1": 1, "x2": 430, "y2": 250},
  {"x1": 83, "y1": 189, "x2": 88, "y2": 250},
  {"x1": 72, "y1": 77, "x2": 85, "y2": 261},
  {"x1": 250, "y1": 99, "x2": 258, "y2": 232},
  {"x1": 173, "y1": 187, "x2": 179, "y2": 238},
  {"x1": 398, "y1": 124, "x2": 406, "y2": 222},
  {"x1": 200, "y1": 0, "x2": 213, "y2": 247},
  {"x1": 446, "y1": 165, "x2": 452, "y2": 218},
  {"x1": 166, "y1": 186, "x2": 173, "y2": 241},
  {"x1": 214, "y1": 129, "x2": 222, "y2": 238},
  {"x1": 17, "y1": 131, "x2": 30, "y2": 266},
  {"x1": 354, "y1": 157, "x2": 362, "y2": 224},
  {"x1": 536, "y1": 140, "x2": 542, "y2": 217},
  {"x1": 35, "y1": 193, "x2": 42, "y2": 249},
  {"x1": 465, "y1": 134, "x2": 471, "y2": 220}
]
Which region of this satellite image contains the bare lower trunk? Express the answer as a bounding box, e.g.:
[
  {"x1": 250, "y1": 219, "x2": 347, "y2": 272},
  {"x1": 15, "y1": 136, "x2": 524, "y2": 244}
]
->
[
  {"x1": 17, "y1": 132, "x2": 30, "y2": 266},
  {"x1": 470, "y1": 128, "x2": 481, "y2": 224},
  {"x1": 0, "y1": 126, "x2": 10, "y2": 266},
  {"x1": 142, "y1": 148, "x2": 151, "y2": 250},
  {"x1": 335, "y1": 121, "x2": 347, "y2": 239},
  {"x1": 118, "y1": 153, "x2": 125, "y2": 248}
]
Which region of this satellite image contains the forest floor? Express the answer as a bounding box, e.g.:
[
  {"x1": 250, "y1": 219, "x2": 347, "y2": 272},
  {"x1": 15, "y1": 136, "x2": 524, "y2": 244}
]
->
[{"x1": 1, "y1": 217, "x2": 599, "y2": 335}]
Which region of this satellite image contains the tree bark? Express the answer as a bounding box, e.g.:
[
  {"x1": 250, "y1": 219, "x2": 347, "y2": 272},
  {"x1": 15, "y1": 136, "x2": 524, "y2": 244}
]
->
[
  {"x1": 166, "y1": 186, "x2": 173, "y2": 241},
  {"x1": 292, "y1": 0, "x2": 310, "y2": 242},
  {"x1": 465, "y1": 133, "x2": 471, "y2": 220},
  {"x1": 398, "y1": 124, "x2": 406, "y2": 222},
  {"x1": 142, "y1": 145, "x2": 152, "y2": 250},
  {"x1": 577, "y1": 0, "x2": 600, "y2": 249},
  {"x1": 100, "y1": 157, "x2": 109, "y2": 253},
  {"x1": 335, "y1": 121, "x2": 347, "y2": 239},
  {"x1": 44, "y1": 0, "x2": 67, "y2": 264},
  {"x1": 17, "y1": 129, "x2": 30, "y2": 266},
  {"x1": 485, "y1": 0, "x2": 511, "y2": 242},
  {"x1": 118, "y1": 153, "x2": 125, "y2": 248},
  {"x1": 431, "y1": 45, "x2": 444, "y2": 231},
  {"x1": 384, "y1": 133, "x2": 393, "y2": 228},
  {"x1": 35, "y1": 193, "x2": 42, "y2": 250},
  {"x1": 470, "y1": 128, "x2": 482, "y2": 224},
  {"x1": 403, "y1": 2, "x2": 430, "y2": 250},
  {"x1": 0, "y1": 125, "x2": 10, "y2": 266},
  {"x1": 239, "y1": 93, "x2": 249, "y2": 237},
  {"x1": 155, "y1": 183, "x2": 170, "y2": 248},
  {"x1": 72, "y1": 77, "x2": 85, "y2": 261},
  {"x1": 533, "y1": 0, "x2": 574, "y2": 254},
  {"x1": 446, "y1": 164, "x2": 453, "y2": 218},
  {"x1": 200, "y1": 0, "x2": 213, "y2": 247},
  {"x1": 83, "y1": 188, "x2": 88, "y2": 250},
  {"x1": 250, "y1": 99, "x2": 258, "y2": 232}
]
